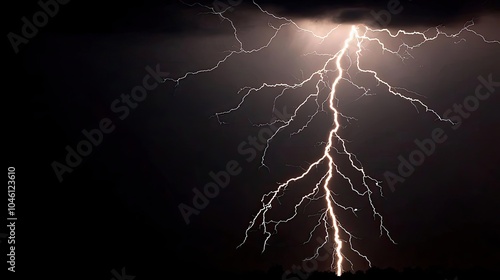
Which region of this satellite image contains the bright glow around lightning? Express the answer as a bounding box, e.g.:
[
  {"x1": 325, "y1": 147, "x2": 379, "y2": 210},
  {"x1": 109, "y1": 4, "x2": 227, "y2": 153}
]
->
[{"x1": 168, "y1": 1, "x2": 499, "y2": 276}]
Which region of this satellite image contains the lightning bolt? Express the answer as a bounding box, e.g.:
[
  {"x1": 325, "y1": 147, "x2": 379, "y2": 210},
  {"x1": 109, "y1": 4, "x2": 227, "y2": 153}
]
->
[{"x1": 169, "y1": 1, "x2": 499, "y2": 276}]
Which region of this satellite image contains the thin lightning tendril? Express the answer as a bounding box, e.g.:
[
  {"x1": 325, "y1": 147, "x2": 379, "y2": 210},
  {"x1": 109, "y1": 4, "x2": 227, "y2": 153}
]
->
[{"x1": 169, "y1": 1, "x2": 499, "y2": 276}]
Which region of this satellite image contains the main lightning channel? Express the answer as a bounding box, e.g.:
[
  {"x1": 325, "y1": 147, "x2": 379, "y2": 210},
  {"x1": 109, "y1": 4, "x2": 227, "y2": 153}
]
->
[{"x1": 168, "y1": 0, "x2": 500, "y2": 276}]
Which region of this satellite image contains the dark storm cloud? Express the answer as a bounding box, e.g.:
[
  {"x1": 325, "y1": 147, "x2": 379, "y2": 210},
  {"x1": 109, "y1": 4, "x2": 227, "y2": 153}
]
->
[
  {"x1": 19, "y1": 0, "x2": 499, "y2": 35},
  {"x1": 255, "y1": 0, "x2": 500, "y2": 27}
]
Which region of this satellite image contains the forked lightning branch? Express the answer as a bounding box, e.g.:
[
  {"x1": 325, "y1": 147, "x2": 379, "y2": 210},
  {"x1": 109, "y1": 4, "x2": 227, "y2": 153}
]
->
[{"x1": 170, "y1": 1, "x2": 499, "y2": 276}]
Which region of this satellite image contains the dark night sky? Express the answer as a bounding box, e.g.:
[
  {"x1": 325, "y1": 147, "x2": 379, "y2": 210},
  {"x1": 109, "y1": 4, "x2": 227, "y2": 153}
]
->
[{"x1": 4, "y1": 0, "x2": 500, "y2": 279}]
